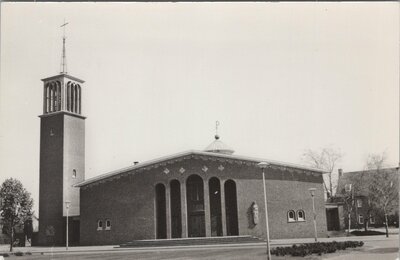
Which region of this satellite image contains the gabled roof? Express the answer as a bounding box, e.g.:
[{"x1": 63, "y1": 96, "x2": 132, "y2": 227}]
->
[
  {"x1": 75, "y1": 150, "x2": 327, "y2": 188},
  {"x1": 336, "y1": 167, "x2": 399, "y2": 196}
]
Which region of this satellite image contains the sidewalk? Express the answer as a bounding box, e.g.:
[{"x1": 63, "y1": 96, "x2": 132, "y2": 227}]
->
[{"x1": 0, "y1": 234, "x2": 398, "y2": 255}]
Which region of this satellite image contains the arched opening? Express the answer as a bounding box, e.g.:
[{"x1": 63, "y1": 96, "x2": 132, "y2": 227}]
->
[
  {"x1": 209, "y1": 177, "x2": 222, "y2": 236},
  {"x1": 155, "y1": 183, "x2": 167, "y2": 239},
  {"x1": 186, "y1": 174, "x2": 205, "y2": 237},
  {"x1": 45, "y1": 84, "x2": 50, "y2": 113},
  {"x1": 56, "y1": 81, "x2": 61, "y2": 111},
  {"x1": 74, "y1": 84, "x2": 78, "y2": 113},
  {"x1": 225, "y1": 180, "x2": 239, "y2": 236},
  {"x1": 287, "y1": 210, "x2": 296, "y2": 222},
  {"x1": 297, "y1": 210, "x2": 305, "y2": 221},
  {"x1": 67, "y1": 82, "x2": 71, "y2": 111},
  {"x1": 77, "y1": 85, "x2": 81, "y2": 114},
  {"x1": 71, "y1": 84, "x2": 75, "y2": 113},
  {"x1": 170, "y1": 180, "x2": 182, "y2": 238},
  {"x1": 50, "y1": 84, "x2": 55, "y2": 112}
]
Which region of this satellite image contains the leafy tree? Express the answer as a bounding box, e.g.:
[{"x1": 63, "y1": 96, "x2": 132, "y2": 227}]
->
[
  {"x1": 0, "y1": 178, "x2": 33, "y2": 252},
  {"x1": 302, "y1": 147, "x2": 342, "y2": 200}
]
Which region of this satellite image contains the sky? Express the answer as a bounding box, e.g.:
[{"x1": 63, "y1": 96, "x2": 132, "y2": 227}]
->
[{"x1": 0, "y1": 2, "x2": 398, "y2": 215}]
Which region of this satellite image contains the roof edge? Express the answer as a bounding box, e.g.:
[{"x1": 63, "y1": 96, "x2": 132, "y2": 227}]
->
[{"x1": 75, "y1": 150, "x2": 327, "y2": 188}]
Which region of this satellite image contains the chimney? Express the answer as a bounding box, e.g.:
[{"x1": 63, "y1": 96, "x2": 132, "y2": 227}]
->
[
  {"x1": 134, "y1": 161, "x2": 139, "y2": 165},
  {"x1": 338, "y1": 168, "x2": 343, "y2": 178}
]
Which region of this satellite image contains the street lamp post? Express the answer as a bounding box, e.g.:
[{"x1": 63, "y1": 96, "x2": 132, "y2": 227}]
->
[
  {"x1": 257, "y1": 162, "x2": 271, "y2": 260},
  {"x1": 65, "y1": 200, "x2": 71, "y2": 250},
  {"x1": 308, "y1": 188, "x2": 318, "y2": 242}
]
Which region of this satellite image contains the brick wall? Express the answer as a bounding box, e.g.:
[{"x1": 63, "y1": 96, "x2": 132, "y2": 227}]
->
[{"x1": 80, "y1": 156, "x2": 327, "y2": 245}]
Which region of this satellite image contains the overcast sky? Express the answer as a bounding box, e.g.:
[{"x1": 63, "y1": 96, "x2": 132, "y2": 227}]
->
[{"x1": 0, "y1": 2, "x2": 398, "y2": 214}]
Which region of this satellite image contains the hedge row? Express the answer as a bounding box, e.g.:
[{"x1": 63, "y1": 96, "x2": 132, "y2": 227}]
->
[
  {"x1": 1, "y1": 251, "x2": 32, "y2": 257},
  {"x1": 271, "y1": 241, "x2": 364, "y2": 257}
]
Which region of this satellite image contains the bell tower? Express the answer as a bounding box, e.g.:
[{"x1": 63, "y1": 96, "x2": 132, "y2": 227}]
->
[{"x1": 38, "y1": 22, "x2": 85, "y2": 246}]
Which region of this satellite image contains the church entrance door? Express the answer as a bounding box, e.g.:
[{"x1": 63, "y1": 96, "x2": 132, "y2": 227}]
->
[{"x1": 188, "y1": 213, "x2": 205, "y2": 237}]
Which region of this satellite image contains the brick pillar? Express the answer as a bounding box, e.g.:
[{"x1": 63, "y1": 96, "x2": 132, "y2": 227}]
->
[
  {"x1": 204, "y1": 179, "x2": 211, "y2": 237},
  {"x1": 166, "y1": 183, "x2": 171, "y2": 239},
  {"x1": 221, "y1": 180, "x2": 227, "y2": 236},
  {"x1": 180, "y1": 181, "x2": 188, "y2": 238}
]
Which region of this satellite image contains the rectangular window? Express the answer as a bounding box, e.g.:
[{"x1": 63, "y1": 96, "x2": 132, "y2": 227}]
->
[
  {"x1": 357, "y1": 199, "x2": 362, "y2": 208},
  {"x1": 358, "y1": 215, "x2": 364, "y2": 224},
  {"x1": 370, "y1": 216, "x2": 375, "y2": 224},
  {"x1": 345, "y1": 184, "x2": 352, "y2": 192}
]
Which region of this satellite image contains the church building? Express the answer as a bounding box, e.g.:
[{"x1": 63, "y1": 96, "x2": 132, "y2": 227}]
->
[{"x1": 37, "y1": 38, "x2": 328, "y2": 246}]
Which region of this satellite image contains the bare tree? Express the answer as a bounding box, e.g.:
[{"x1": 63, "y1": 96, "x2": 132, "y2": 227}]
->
[
  {"x1": 363, "y1": 153, "x2": 398, "y2": 237},
  {"x1": 302, "y1": 147, "x2": 342, "y2": 199}
]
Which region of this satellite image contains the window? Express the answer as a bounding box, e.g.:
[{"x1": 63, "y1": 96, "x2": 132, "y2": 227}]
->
[
  {"x1": 72, "y1": 169, "x2": 77, "y2": 179},
  {"x1": 370, "y1": 216, "x2": 375, "y2": 224},
  {"x1": 297, "y1": 210, "x2": 305, "y2": 221},
  {"x1": 97, "y1": 220, "x2": 103, "y2": 231},
  {"x1": 357, "y1": 199, "x2": 362, "y2": 208},
  {"x1": 345, "y1": 184, "x2": 352, "y2": 192},
  {"x1": 190, "y1": 184, "x2": 203, "y2": 202},
  {"x1": 358, "y1": 215, "x2": 364, "y2": 224},
  {"x1": 287, "y1": 210, "x2": 296, "y2": 222},
  {"x1": 105, "y1": 219, "x2": 111, "y2": 230}
]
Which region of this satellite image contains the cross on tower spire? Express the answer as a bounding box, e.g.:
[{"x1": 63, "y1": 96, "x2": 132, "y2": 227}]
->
[{"x1": 60, "y1": 20, "x2": 69, "y2": 74}]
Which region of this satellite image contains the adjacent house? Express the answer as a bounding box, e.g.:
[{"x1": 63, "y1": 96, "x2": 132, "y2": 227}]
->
[{"x1": 335, "y1": 167, "x2": 399, "y2": 230}]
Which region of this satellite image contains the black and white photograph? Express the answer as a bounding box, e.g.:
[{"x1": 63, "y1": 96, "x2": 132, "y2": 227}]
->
[{"x1": 0, "y1": 2, "x2": 398, "y2": 259}]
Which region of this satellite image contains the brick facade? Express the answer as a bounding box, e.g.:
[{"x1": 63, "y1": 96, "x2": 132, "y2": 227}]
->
[{"x1": 79, "y1": 154, "x2": 327, "y2": 245}]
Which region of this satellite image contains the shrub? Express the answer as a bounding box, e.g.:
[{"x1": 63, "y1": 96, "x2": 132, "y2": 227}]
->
[
  {"x1": 351, "y1": 230, "x2": 385, "y2": 236},
  {"x1": 1, "y1": 253, "x2": 10, "y2": 257},
  {"x1": 14, "y1": 251, "x2": 24, "y2": 256},
  {"x1": 271, "y1": 241, "x2": 364, "y2": 257}
]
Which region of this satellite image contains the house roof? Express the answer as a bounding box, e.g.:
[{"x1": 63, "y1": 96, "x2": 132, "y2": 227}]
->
[
  {"x1": 75, "y1": 150, "x2": 327, "y2": 188},
  {"x1": 336, "y1": 167, "x2": 399, "y2": 196}
]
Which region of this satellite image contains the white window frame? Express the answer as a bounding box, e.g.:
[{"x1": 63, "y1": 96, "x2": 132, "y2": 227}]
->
[
  {"x1": 97, "y1": 220, "x2": 103, "y2": 231},
  {"x1": 358, "y1": 215, "x2": 364, "y2": 224},
  {"x1": 105, "y1": 219, "x2": 111, "y2": 230},
  {"x1": 370, "y1": 216, "x2": 375, "y2": 224},
  {"x1": 297, "y1": 210, "x2": 305, "y2": 221},
  {"x1": 357, "y1": 199, "x2": 362, "y2": 208},
  {"x1": 287, "y1": 210, "x2": 296, "y2": 222}
]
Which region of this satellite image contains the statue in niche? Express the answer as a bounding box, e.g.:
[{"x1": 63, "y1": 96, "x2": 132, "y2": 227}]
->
[{"x1": 251, "y1": 201, "x2": 259, "y2": 225}]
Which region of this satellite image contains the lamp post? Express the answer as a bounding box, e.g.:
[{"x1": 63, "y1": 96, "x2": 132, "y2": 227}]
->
[
  {"x1": 257, "y1": 162, "x2": 271, "y2": 260},
  {"x1": 65, "y1": 200, "x2": 71, "y2": 250},
  {"x1": 308, "y1": 188, "x2": 318, "y2": 242}
]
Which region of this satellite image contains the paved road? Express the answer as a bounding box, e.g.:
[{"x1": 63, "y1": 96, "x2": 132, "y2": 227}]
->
[{"x1": 1, "y1": 235, "x2": 398, "y2": 259}]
